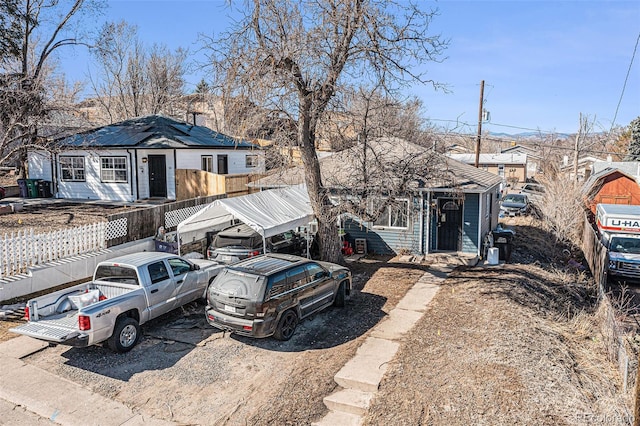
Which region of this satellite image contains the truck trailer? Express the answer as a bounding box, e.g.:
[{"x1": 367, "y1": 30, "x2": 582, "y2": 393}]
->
[{"x1": 596, "y1": 203, "x2": 640, "y2": 282}]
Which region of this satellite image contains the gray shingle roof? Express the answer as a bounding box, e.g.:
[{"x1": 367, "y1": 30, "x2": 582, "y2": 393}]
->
[
  {"x1": 253, "y1": 138, "x2": 502, "y2": 193},
  {"x1": 56, "y1": 115, "x2": 258, "y2": 150}
]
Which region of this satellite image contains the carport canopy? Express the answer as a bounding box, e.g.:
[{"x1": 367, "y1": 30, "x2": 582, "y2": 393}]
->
[{"x1": 176, "y1": 185, "x2": 314, "y2": 252}]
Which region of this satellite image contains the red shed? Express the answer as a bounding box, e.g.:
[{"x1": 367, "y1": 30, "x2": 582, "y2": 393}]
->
[{"x1": 583, "y1": 167, "x2": 640, "y2": 215}]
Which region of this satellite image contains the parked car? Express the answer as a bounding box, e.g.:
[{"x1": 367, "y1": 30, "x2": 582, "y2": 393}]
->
[
  {"x1": 500, "y1": 193, "x2": 530, "y2": 217},
  {"x1": 11, "y1": 252, "x2": 223, "y2": 352},
  {"x1": 206, "y1": 223, "x2": 305, "y2": 264},
  {"x1": 519, "y1": 183, "x2": 545, "y2": 202},
  {"x1": 205, "y1": 253, "x2": 352, "y2": 340}
]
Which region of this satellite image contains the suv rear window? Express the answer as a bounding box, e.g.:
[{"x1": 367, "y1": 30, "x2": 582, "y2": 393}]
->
[{"x1": 210, "y1": 269, "x2": 266, "y2": 300}]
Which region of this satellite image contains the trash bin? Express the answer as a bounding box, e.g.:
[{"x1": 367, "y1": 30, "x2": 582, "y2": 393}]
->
[
  {"x1": 17, "y1": 179, "x2": 28, "y2": 198},
  {"x1": 25, "y1": 179, "x2": 40, "y2": 198},
  {"x1": 37, "y1": 180, "x2": 52, "y2": 198},
  {"x1": 492, "y1": 228, "x2": 515, "y2": 262}
]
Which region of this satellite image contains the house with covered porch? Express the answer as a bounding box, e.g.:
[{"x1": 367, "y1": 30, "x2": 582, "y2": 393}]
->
[{"x1": 252, "y1": 138, "x2": 502, "y2": 257}]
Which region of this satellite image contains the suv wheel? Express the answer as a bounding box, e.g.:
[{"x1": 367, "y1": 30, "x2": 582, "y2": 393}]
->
[{"x1": 274, "y1": 310, "x2": 298, "y2": 341}]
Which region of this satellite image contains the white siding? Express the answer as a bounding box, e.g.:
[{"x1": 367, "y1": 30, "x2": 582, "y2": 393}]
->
[
  {"x1": 175, "y1": 149, "x2": 265, "y2": 174},
  {"x1": 55, "y1": 149, "x2": 135, "y2": 202},
  {"x1": 135, "y1": 149, "x2": 175, "y2": 199},
  {"x1": 27, "y1": 151, "x2": 53, "y2": 180}
]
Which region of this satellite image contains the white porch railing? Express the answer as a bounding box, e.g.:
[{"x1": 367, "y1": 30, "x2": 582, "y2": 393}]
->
[{"x1": 0, "y1": 222, "x2": 106, "y2": 279}]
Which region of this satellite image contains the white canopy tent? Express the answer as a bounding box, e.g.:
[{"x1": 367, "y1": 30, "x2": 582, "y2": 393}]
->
[{"x1": 176, "y1": 185, "x2": 314, "y2": 254}]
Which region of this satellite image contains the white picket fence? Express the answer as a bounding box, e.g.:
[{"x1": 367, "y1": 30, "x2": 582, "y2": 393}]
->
[{"x1": 0, "y1": 222, "x2": 106, "y2": 279}]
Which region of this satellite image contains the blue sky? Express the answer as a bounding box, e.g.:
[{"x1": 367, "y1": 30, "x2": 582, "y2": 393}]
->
[{"x1": 58, "y1": 0, "x2": 640, "y2": 135}]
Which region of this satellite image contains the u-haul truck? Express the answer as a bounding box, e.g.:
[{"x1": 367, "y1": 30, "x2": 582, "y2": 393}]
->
[{"x1": 596, "y1": 204, "x2": 640, "y2": 282}]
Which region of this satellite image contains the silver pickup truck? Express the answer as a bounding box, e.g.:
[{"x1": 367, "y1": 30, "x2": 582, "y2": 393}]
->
[{"x1": 11, "y1": 252, "x2": 222, "y2": 352}]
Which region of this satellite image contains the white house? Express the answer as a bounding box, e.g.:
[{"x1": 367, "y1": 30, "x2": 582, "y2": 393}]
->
[{"x1": 28, "y1": 115, "x2": 264, "y2": 202}]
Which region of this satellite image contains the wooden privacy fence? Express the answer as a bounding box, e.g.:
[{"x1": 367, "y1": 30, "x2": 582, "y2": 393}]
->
[
  {"x1": 175, "y1": 169, "x2": 261, "y2": 200},
  {"x1": 581, "y1": 212, "x2": 608, "y2": 294},
  {"x1": 0, "y1": 223, "x2": 106, "y2": 278},
  {"x1": 105, "y1": 194, "x2": 225, "y2": 247}
]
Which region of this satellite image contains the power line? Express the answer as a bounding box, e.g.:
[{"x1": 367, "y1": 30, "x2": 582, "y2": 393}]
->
[{"x1": 609, "y1": 30, "x2": 640, "y2": 135}]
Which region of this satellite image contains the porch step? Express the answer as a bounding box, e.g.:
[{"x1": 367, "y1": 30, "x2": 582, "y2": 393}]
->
[
  {"x1": 334, "y1": 337, "x2": 399, "y2": 393},
  {"x1": 312, "y1": 410, "x2": 363, "y2": 426},
  {"x1": 323, "y1": 388, "x2": 374, "y2": 416}
]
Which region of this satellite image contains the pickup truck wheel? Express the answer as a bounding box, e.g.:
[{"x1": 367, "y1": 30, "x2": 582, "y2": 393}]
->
[
  {"x1": 333, "y1": 281, "x2": 346, "y2": 307},
  {"x1": 108, "y1": 317, "x2": 140, "y2": 353},
  {"x1": 273, "y1": 310, "x2": 298, "y2": 341}
]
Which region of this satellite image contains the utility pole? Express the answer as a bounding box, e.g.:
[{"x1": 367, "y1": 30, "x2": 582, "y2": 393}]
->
[{"x1": 474, "y1": 80, "x2": 485, "y2": 168}]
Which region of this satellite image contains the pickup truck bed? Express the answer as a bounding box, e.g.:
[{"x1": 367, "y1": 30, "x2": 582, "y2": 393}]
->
[{"x1": 12, "y1": 282, "x2": 137, "y2": 343}]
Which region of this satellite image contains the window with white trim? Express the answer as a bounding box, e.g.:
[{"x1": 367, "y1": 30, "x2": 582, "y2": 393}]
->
[
  {"x1": 246, "y1": 154, "x2": 258, "y2": 168},
  {"x1": 100, "y1": 156, "x2": 128, "y2": 183},
  {"x1": 201, "y1": 155, "x2": 213, "y2": 172},
  {"x1": 498, "y1": 164, "x2": 505, "y2": 177},
  {"x1": 371, "y1": 199, "x2": 409, "y2": 229},
  {"x1": 60, "y1": 156, "x2": 85, "y2": 181}
]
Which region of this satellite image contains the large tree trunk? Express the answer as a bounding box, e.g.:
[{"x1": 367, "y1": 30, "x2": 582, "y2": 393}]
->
[{"x1": 298, "y1": 97, "x2": 343, "y2": 264}]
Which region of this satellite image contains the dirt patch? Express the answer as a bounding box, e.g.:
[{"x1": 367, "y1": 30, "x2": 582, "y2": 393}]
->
[
  {"x1": 364, "y1": 217, "x2": 632, "y2": 425},
  {"x1": 0, "y1": 202, "x2": 137, "y2": 233}
]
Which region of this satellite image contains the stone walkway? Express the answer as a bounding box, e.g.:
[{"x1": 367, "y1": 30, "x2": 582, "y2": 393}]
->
[{"x1": 313, "y1": 255, "x2": 472, "y2": 425}]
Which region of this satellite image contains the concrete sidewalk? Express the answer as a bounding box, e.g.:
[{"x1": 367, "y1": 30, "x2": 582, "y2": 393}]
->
[{"x1": 0, "y1": 336, "x2": 174, "y2": 426}]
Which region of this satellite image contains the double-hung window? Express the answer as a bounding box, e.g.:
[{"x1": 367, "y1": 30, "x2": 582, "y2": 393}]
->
[
  {"x1": 101, "y1": 157, "x2": 128, "y2": 183},
  {"x1": 60, "y1": 156, "x2": 85, "y2": 181},
  {"x1": 372, "y1": 199, "x2": 409, "y2": 229},
  {"x1": 201, "y1": 155, "x2": 213, "y2": 172}
]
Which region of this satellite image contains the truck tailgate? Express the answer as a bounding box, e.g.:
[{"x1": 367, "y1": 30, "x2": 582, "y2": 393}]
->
[{"x1": 10, "y1": 312, "x2": 80, "y2": 343}]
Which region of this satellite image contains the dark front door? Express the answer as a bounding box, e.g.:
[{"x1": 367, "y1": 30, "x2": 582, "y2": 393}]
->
[
  {"x1": 148, "y1": 155, "x2": 167, "y2": 198},
  {"x1": 437, "y1": 199, "x2": 462, "y2": 251},
  {"x1": 217, "y1": 155, "x2": 228, "y2": 174}
]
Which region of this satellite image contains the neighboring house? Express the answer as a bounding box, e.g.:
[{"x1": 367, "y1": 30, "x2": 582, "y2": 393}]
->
[
  {"x1": 582, "y1": 167, "x2": 640, "y2": 215},
  {"x1": 501, "y1": 144, "x2": 542, "y2": 178},
  {"x1": 447, "y1": 153, "x2": 528, "y2": 184},
  {"x1": 592, "y1": 161, "x2": 640, "y2": 179},
  {"x1": 559, "y1": 155, "x2": 604, "y2": 182},
  {"x1": 252, "y1": 138, "x2": 502, "y2": 257},
  {"x1": 27, "y1": 115, "x2": 264, "y2": 202}
]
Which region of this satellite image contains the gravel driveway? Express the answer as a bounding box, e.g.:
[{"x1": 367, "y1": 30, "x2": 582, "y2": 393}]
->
[{"x1": 20, "y1": 258, "x2": 426, "y2": 425}]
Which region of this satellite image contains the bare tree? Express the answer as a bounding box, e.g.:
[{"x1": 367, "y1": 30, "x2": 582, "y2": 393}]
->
[
  {"x1": 90, "y1": 20, "x2": 186, "y2": 124},
  {"x1": 0, "y1": 0, "x2": 104, "y2": 172},
  {"x1": 203, "y1": 0, "x2": 446, "y2": 262}
]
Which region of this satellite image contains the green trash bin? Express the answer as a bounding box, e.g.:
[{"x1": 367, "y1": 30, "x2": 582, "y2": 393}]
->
[{"x1": 25, "y1": 179, "x2": 40, "y2": 198}]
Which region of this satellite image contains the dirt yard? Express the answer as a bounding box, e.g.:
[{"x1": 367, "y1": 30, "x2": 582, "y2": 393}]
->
[
  {"x1": 0, "y1": 201, "x2": 137, "y2": 233},
  {"x1": 0, "y1": 209, "x2": 634, "y2": 424}
]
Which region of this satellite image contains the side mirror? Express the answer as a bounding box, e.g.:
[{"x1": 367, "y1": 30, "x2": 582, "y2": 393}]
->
[
  {"x1": 192, "y1": 264, "x2": 201, "y2": 271},
  {"x1": 314, "y1": 271, "x2": 328, "y2": 280}
]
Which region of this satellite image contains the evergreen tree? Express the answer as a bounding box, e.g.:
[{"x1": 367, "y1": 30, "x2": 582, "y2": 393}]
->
[
  {"x1": 625, "y1": 116, "x2": 640, "y2": 160},
  {"x1": 195, "y1": 78, "x2": 210, "y2": 94}
]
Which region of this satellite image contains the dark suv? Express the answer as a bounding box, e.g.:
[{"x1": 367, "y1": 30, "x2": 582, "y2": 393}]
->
[
  {"x1": 206, "y1": 223, "x2": 305, "y2": 264},
  {"x1": 205, "y1": 253, "x2": 351, "y2": 340}
]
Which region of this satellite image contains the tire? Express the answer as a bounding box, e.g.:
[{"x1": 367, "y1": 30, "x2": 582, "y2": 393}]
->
[
  {"x1": 273, "y1": 310, "x2": 298, "y2": 341},
  {"x1": 333, "y1": 281, "x2": 346, "y2": 307},
  {"x1": 107, "y1": 317, "x2": 140, "y2": 353}
]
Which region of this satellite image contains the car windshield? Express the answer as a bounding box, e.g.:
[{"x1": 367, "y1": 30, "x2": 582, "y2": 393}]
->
[
  {"x1": 213, "y1": 234, "x2": 262, "y2": 249},
  {"x1": 502, "y1": 194, "x2": 526, "y2": 204},
  {"x1": 610, "y1": 236, "x2": 640, "y2": 254}
]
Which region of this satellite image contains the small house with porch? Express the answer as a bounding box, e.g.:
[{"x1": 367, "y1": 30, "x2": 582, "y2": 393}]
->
[
  {"x1": 252, "y1": 138, "x2": 502, "y2": 257},
  {"x1": 27, "y1": 115, "x2": 264, "y2": 202}
]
